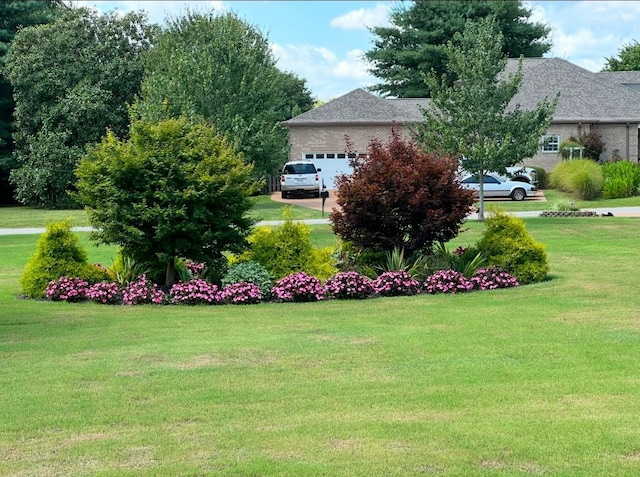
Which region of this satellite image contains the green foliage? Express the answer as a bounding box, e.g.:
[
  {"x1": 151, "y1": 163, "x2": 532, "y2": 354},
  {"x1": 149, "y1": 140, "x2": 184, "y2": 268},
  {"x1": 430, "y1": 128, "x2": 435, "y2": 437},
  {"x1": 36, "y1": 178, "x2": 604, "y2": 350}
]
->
[
  {"x1": 4, "y1": 7, "x2": 155, "y2": 207},
  {"x1": 331, "y1": 129, "x2": 474, "y2": 256},
  {"x1": 426, "y1": 242, "x2": 486, "y2": 279},
  {"x1": 366, "y1": 0, "x2": 551, "y2": 97},
  {"x1": 603, "y1": 40, "x2": 640, "y2": 71},
  {"x1": 550, "y1": 159, "x2": 603, "y2": 200},
  {"x1": 75, "y1": 115, "x2": 259, "y2": 286},
  {"x1": 138, "y1": 11, "x2": 313, "y2": 178},
  {"x1": 415, "y1": 17, "x2": 557, "y2": 220},
  {"x1": 222, "y1": 261, "x2": 273, "y2": 298},
  {"x1": 20, "y1": 220, "x2": 108, "y2": 298},
  {"x1": 238, "y1": 209, "x2": 337, "y2": 280},
  {"x1": 107, "y1": 251, "x2": 148, "y2": 286},
  {"x1": 559, "y1": 132, "x2": 605, "y2": 161},
  {"x1": 476, "y1": 208, "x2": 548, "y2": 284},
  {"x1": 559, "y1": 139, "x2": 585, "y2": 160},
  {"x1": 547, "y1": 200, "x2": 579, "y2": 212},
  {"x1": 532, "y1": 166, "x2": 548, "y2": 189},
  {"x1": 602, "y1": 160, "x2": 640, "y2": 199}
]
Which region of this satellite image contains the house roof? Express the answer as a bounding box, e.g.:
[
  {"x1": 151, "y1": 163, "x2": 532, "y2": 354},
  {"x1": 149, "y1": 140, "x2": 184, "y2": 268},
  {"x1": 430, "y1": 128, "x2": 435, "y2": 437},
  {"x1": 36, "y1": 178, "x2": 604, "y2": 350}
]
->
[
  {"x1": 283, "y1": 58, "x2": 640, "y2": 127},
  {"x1": 282, "y1": 88, "x2": 430, "y2": 126}
]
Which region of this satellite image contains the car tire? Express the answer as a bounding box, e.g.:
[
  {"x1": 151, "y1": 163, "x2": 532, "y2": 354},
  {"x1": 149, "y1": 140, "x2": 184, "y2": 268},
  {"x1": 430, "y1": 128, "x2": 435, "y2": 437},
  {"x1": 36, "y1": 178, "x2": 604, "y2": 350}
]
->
[
  {"x1": 511, "y1": 188, "x2": 526, "y2": 201},
  {"x1": 281, "y1": 191, "x2": 288, "y2": 199}
]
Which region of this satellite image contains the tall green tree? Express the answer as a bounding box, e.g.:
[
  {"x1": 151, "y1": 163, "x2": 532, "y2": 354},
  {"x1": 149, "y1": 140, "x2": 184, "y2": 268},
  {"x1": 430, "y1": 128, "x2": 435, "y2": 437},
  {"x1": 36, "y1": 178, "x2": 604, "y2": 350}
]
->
[
  {"x1": 138, "y1": 11, "x2": 314, "y2": 179},
  {"x1": 366, "y1": 0, "x2": 551, "y2": 97},
  {"x1": 0, "y1": 0, "x2": 63, "y2": 203},
  {"x1": 414, "y1": 18, "x2": 557, "y2": 220},
  {"x1": 4, "y1": 7, "x2": 155, "y2": 208},
  {"x1": 603, "y1": 41, "x2": 640, "y2": 71},
  {"x1": 76, "y1": 116, "x2": 259, "y2": 286}
]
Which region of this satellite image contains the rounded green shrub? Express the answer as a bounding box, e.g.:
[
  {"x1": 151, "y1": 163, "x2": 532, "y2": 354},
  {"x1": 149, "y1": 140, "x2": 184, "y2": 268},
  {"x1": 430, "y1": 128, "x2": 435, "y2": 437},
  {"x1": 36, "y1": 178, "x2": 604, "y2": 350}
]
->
[
  {"x1": 222, "y1": 261, "x2": 273, "y2": 298},
  {"x1": 20, "y1": 220, "x2": 109, "y2": 298},
  {"x1": 532, "y1": 166, "x2": 548, "y2": 189},
  {"x1": 602, "y1": 160, "x2": 640, "y2": 199},
  {"x1": 476, "y1": 208, "x2": 549, "y2": 285},
  {"x1": 549, "y1": 159, "x2": 603, "y2": 200}
]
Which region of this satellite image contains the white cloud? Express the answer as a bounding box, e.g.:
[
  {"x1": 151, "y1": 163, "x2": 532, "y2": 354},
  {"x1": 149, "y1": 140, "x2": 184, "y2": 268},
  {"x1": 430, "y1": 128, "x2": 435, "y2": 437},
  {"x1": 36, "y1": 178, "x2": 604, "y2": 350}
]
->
[
  {"x1": 330, "y1": 3, "x2": 391, "y2": 30},
  {"x1": 74, "y1": 1, "x2": 226, "y2": 24},
  {"x1": 332, "y1": 49, "x2": 372, "y2": 79}
]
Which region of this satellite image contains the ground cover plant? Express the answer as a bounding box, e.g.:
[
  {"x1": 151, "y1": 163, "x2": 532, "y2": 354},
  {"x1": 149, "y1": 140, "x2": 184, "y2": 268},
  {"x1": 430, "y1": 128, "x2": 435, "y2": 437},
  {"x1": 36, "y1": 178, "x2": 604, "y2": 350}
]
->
[{"x1": 3, "y1": 219, "x2": 640, "y2": 475}]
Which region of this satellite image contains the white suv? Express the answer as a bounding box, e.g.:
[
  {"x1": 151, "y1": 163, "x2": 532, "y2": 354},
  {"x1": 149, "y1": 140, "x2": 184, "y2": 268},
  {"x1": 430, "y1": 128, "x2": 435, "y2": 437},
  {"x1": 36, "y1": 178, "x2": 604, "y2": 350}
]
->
[{"x1": 280, "y1": 161, "x2": 321, "y2": 198}]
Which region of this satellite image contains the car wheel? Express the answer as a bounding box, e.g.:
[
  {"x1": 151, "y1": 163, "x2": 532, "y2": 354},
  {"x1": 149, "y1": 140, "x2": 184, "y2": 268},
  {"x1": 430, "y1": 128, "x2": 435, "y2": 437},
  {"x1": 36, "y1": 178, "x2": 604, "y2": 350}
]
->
[
  {"x1": 511, "y1": 188, "x2": 526, "y2": 201},
  {"x1": 281, "y1": 191, "x2": 288, "y2": 199}
]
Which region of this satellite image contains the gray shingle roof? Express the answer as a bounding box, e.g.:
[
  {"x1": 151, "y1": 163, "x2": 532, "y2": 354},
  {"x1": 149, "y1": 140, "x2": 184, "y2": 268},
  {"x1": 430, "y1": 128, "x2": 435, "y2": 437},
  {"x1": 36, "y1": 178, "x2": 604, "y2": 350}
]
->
[
  {"x1": 282, "y1": 88, "x2": 430, "y2": 126},
  {"x1": 283, "y1": 58, "x2": 640, "y2": 127}
]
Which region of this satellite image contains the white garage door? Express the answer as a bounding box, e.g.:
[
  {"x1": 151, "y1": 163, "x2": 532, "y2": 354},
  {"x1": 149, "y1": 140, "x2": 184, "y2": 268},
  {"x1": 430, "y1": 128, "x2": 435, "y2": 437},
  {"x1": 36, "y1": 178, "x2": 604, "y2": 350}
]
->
[{"x1": 301, "y1": 152, "x2": 354, "y2": 189}]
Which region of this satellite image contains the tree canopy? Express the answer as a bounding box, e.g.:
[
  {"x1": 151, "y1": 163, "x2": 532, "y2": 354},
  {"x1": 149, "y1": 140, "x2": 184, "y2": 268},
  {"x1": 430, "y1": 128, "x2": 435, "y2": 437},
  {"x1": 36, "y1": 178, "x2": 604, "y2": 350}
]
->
[
  {"x1": 365, "y1": 0, "x2": 551, "y2": 97},
  {"x1": 75, "y1": 116, "x2": 259, "y2": 286},
  {"x1": 138, "y1": 11, "x2": 314, "y2": 179},
  {"x1": 4, "y1": 7, "x2": 155, "y2": 207},
  {"x1": 0, "y1": 0, "x2": 63, "y2": 203},
  {"x1": 603, "y1": 41, "x2": 640, "y2": 71},
  {"x1": 414, "y1": 18, "x2": 557, "y2": 220}
]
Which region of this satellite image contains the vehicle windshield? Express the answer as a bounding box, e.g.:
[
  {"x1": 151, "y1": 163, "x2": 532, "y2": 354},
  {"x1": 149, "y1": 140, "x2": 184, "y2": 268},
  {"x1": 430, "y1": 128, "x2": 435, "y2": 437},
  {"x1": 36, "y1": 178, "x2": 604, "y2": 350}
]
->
[{"x1": 284, "y1": 163, "x2": 316, "y2": 174}]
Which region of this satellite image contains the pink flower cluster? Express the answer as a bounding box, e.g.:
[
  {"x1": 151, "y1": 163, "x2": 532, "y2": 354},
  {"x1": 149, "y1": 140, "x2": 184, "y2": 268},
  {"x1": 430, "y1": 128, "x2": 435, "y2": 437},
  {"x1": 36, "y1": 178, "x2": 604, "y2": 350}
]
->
[
  {"x1": 219, "y1": 282, "x2": 262, "y2": 305},
  {"x1": 169, "y1": 279, "x2": 220, "y2": 305},
  {"x1": 185, "y1": 259, "x2": 207, "y2": 278},
  {"x1": 372, "y1": 270, "x2": 420, "y2": 297},
  {"x1": 45, "y1": 277, "x2": 89, "y2": 302},
  {"x1": 423, "y1": 269, "x2": 473, "y2": 294},
  {"x1": 470, "y1": 267, "x2": 519, "y2": 290},
  {"x1": 271, "y1": 272, "x2": 326, "y2": 302},
  {"x1": 122, "y1": 274, "x2": 166, "y2": 305},
  {"x1": 325, "y1": 271, "x2": 374, "y2": 299},
  {"x1": 86, "y1": 281, "x2": 121, "y2": 304}
]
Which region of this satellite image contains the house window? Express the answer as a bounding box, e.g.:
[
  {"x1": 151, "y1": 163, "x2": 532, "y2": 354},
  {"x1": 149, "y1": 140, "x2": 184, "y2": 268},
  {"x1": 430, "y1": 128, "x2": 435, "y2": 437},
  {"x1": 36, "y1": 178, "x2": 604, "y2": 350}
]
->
[{"x1": 541, "y1": 135, "x2": 560, "y2": 153}]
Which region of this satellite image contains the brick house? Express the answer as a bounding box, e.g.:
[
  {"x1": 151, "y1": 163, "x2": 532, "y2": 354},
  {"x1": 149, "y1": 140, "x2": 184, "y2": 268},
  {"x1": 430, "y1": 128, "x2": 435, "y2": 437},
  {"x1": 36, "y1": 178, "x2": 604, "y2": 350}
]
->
[{"x1": 282, "y1": 58, "x2": 640, "y2": 188}]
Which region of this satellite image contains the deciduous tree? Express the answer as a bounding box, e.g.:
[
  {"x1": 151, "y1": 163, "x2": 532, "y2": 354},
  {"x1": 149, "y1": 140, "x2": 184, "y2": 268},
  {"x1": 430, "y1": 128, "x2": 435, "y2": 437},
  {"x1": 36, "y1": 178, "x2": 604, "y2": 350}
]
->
[
  {"x1": 138, "y1": 11, "x2": 314, "y2": 179},
  {"x1": 414, "y1": 18, "x2": 557, "y2": 220},
  {"x1": 366, "y1": 0, "x2": 551, "y2": 98},
  {"x1": 603, "y1": 41, "x2": 640, "y2": 71},
  {"x1": 75, "y1": 116, "x2": 259, "y2": 286},
  {"x1": 330, "y1": 130, "x2": 474, "y2": 256},
  {"x1": 4, "y1": 7, "x2": 155, "y2": 207}
]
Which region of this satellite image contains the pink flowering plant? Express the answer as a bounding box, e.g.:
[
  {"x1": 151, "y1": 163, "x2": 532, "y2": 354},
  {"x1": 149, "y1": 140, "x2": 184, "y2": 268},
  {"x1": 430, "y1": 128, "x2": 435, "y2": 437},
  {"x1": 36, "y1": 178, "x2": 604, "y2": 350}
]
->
[
  {"x1": 470, "y1": 267, "x2": 519, "y2": 291},
  {"x1": 271, "y1": 272, "x2": 326, "y2": 302},
  {"x1": 169, "y1": 279, "x2": 220, "y2": 305},
  {"x1": 122, "y1": 274, "x2": 166, "y2": 305},
  {"x1": 423, "y1": 269, "x2": 474, "y2": 294},
  {"x1": 185, "y1": 259, "x2": 207, "y2": 278},
  {"x1": 86, "y1": 281, "x2": 121, "y2": 304},
  {"x1": 372, "y1": 270, "x2": 420, "y2": 297},
  {"x1": 325, "y1": 271, "x2": 374, "y2": 299},
  {"x1": 219, "y1": 282, "x2": 262, "y2": 305},
  {"x1": 45, "y1": 277, "x2": 90, "y2": 302}
]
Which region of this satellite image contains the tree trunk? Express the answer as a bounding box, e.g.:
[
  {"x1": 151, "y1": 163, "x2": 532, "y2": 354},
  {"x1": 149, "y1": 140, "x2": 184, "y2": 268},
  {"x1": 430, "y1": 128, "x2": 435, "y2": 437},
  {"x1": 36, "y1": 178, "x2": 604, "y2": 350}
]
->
[
  {"x1": 165, "y1": 257, "x2": 176, "y2": 286},
  {"x1": 478, "y1": 172, "x2": 485, "y2": 221}
]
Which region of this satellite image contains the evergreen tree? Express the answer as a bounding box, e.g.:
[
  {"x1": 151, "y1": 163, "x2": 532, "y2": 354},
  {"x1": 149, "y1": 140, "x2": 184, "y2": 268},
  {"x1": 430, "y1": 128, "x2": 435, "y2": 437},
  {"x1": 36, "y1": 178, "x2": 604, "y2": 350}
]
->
[{"x1": 366, "y1": 0, "x2": 551, "y2": 97}]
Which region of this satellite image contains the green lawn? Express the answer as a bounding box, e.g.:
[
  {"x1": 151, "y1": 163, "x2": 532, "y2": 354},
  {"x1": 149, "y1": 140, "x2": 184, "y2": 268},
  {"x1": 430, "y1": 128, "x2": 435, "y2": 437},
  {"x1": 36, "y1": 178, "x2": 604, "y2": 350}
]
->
[{"x1": 3, "y1": 218, "x2": 640, "y2": 475}]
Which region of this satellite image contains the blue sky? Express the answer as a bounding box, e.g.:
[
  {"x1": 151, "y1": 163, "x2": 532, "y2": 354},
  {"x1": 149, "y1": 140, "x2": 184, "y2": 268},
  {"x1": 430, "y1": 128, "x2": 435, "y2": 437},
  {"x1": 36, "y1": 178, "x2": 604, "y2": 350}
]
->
[{"x1": 76, "y1": 1, "x2": 640, "y2": 101}]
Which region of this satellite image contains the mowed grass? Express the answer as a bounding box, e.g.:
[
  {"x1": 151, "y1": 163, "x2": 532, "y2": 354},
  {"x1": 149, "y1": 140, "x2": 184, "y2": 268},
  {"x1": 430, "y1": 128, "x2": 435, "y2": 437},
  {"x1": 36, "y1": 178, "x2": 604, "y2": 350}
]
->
[
  {"x1": 0, "y1": 194, "x2": 321, "y2": 229},
  {"x1": 3, "y1": 218, "x2": 640, "y2": 475}
]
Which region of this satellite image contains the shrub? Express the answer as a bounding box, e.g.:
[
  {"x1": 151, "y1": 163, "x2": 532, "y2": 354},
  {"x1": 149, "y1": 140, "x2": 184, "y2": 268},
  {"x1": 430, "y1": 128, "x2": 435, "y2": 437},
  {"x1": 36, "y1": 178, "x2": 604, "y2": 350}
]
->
[
  {"x1": 476, "y1": 208, "x2": 549, "y2": 285},
  {"x1": 470, "y1": 267, "x2": 519, "y2": 290},
  {"x1": 602, "y1": 160, "x2": 640, "y2": 199},
  {"x1": 547, "y1": 199, "x2": 579, "y2": 212},
  {"x1": 549, "y1": 159, "x2": 603, "y2": 200},
  {"x1": 219, "y1": 282, "x2": 262, "y2": 305},
  {"x1": 122, "y1": 274, "x2": 166, "y2": 305},
  {"x1": 325, "y1": 271, "x2": 375, "y2": 299},
  {"x1": 372, "y1": 270, "x2": 420, "y2": 297},
  {"x1": 86, "y1": 281, "x2": 121, "y2": 304},
  {"x1": 21, "y1": 220, "x2": 109, "y2": 298},
  {"x1": 425, "y1": 242, "x2": 486, "y2": 279},
  {"x1": 423, "y1": 270, "x2": 473, "y2": 294},
  {"x1": 239, "y1": 209, "x2": 337, "y2": 280},
  {"x1": 169, "y1": 279, "x2": 220, "y2": 305},
  {"x1": 558, "y1": 138, "x2": 584, "y2": 160},
  {"x1": 271, "y1": 272, "x2": 326, "y2": 302},
  {"x1": 222, "y1": 261, "x2": 273, "y2": 298},
  {"x1": 331, "y1": 129, "x2": 474, "y2": 256},
  {"x1": 532, "y1": 166, "x2": 548, "y2": 189},
  {"x1": 45, "y1": 277, "x2": 90, "y2": 302},
  {"x1": 577, "y1": 131, "x2": 606, "y2": 162}
]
